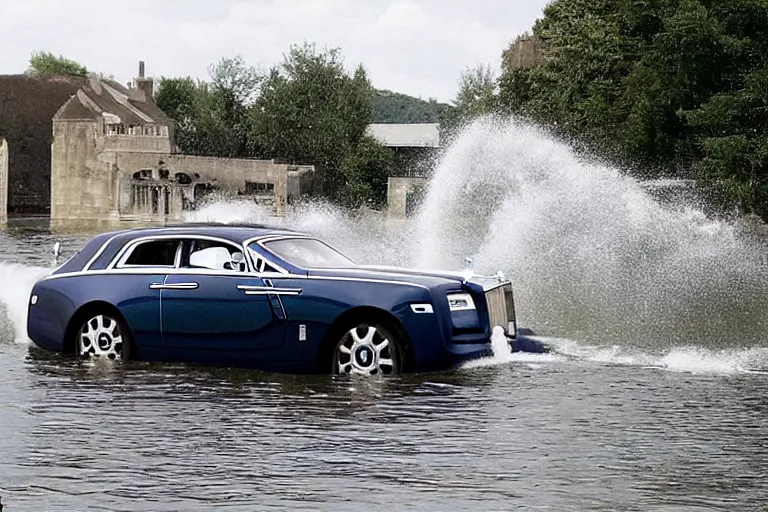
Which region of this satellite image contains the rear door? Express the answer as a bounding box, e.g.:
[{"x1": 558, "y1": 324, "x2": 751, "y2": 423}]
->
[{"x1": 159, "y1": 239, "x2": 286, "y2": 361}]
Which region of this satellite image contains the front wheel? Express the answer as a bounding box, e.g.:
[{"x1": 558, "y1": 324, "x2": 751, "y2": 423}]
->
[
  {"x1": 76, "y1": 312, "x2": 132, "y2": 361},
  {"x1": 332, "y1": 323, "x2": 403, "y2": 376}
]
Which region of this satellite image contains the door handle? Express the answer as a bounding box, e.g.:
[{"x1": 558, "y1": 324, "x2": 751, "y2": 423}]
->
[
  {"x1": 149, "y1": 282, "x2": 199, "y2": 290},
  {"x1": 237, "y1": 284, "x2": 302, "y2": 295}
]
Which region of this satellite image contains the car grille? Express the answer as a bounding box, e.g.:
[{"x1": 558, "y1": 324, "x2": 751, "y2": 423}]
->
[{"x1": 485, "y1": 283, "x2": 516, "y2": 335}]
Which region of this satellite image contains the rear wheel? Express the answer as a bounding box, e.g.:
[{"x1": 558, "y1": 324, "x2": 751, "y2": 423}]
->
[
  {"x1": 332, "y1": 323, "x2": 403, "y2": 376},
  {"x1": 76, "y1": 312, "x2": 132, "y2": 361}
]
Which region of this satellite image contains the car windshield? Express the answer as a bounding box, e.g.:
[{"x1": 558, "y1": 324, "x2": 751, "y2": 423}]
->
[{"x1": 254, "y1": 238, "x2": 355, "y2": 269}]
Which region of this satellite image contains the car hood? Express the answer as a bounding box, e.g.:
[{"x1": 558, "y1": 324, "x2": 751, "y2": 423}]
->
[
  {"x1": 307, "y1": 265, "x2": 502, "y2": 290},
  {"x1": 308, "y1": 265, "x2": 465, "y2": 288}
]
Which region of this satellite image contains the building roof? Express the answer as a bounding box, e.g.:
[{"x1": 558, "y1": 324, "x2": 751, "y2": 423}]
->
[
  {"x1": 54, "y1": 75, "x2": 173, "y2": 127},
  {"x1": 366, "y1": 123, "x2": 440, "y2": 148}
]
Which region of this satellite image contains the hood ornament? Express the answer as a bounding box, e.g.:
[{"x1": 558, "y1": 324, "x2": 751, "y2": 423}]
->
[
  {"x1": 53, "y1": 241, "x2": 61, "y2": 266},
  {"x1": 461, "y1": 257, "x2": 475, "y2": 283}
]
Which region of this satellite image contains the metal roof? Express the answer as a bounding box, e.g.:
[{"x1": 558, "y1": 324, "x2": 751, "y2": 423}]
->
[{"x1": 366, "y1": 123, "x2": 440, "y2": 148}]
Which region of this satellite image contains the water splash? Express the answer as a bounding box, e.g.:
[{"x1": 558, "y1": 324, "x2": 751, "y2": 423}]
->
[
  {"x1": 461, "y1": 332, "x2": 768, "y2": 375},
  {"x1": 412, "y1": 118, "x2": 768, "y2": 348},
  {"x1": 0, "y1": 262, "x2": 51, "y2": 344},
  {"x1": 184, "y1": 197, "x2": 280, "y2": 225}
]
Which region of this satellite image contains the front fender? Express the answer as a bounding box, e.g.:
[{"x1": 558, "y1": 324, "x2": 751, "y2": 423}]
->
[{"x1": 273, "y1": 277, "x2": 451, "y2": 370}]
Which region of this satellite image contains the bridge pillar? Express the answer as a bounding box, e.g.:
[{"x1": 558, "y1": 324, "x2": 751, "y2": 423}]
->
[
  {"x1": 387, "y1": 177, "x2": 427, "y2": 219},
  {"x1": 0, "y1": 138, "x2": 7, "y2": 225}
]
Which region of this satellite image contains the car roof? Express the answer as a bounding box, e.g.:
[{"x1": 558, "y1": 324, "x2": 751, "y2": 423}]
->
[{"x1": 96, "y1": 222, "x2": 307, "y2": 245}]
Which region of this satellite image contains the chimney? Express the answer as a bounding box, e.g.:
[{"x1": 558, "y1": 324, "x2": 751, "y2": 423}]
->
[{"x1": 134, "y1": 60, "x2": 154, "y2": 101}]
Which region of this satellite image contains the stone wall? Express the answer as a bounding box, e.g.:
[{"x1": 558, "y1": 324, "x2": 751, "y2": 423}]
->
[
  {"x1": 0, "y1": 138, "x2": 7, "y2": 224},
  {"x1": 50, "y1": 120, "x2": 119, "y2": 228},
  {"x1": 101, "y1": 134, "x2": 172, "y2": 154},
  {"x1": 108, "y1": 153, "x2": 290, "y2": 215}
]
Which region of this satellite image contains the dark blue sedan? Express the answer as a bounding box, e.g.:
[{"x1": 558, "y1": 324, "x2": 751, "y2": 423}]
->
[{"x1": 27, "y1": 224, "x2": 542, "y2": 375}]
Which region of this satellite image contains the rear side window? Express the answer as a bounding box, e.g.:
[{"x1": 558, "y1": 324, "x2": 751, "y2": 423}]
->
[{"x1": 123, "y1": 240, "x2": 180, "y2": 267}]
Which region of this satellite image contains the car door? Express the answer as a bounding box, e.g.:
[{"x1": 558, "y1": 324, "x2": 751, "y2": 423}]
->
[{"x1": 158, "y1": 239, "x2": 286, "y2": 361}]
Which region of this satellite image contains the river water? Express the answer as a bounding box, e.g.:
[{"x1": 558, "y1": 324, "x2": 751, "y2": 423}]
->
[{"x1": 2, "y1": 119, "x2": 768, "y2": 511}]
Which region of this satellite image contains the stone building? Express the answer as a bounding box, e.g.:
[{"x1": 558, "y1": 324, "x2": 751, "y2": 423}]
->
[{"x1": 0, "y1": 64, "x2": 314, "y2": 228}]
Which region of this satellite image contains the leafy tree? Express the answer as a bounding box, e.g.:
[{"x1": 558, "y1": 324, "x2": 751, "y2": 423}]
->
[
  {"x1": 337, "y1": 136, "x2": 398, "y2": 208},
  {"x1": 682, "y1": 68, "x2": 768, "y2": 217},
  {"x1": 454, "y1": 64, "x2": 498, "y2": 120},
  {"x1": 28, "y1": 51, "x2": 87, "y2": 77},
  {"x1": 249, "y1": 43, "x2": 380, "y2": 203},
  {"x1": 208, "y1": 55, "x2": 261, "y2": 106},
  {"x1": 156, "y1": 55, "x2": 259, "y2": 157},
  {"x1": 156, "y1": 44, "x2": 424, "y2": 208},
  {"x1": 497, "y1": 0, "x2": 768, "y2": 219},
  {"x1": 440, "y1": 63, "x2": 500, "y2": 140}
]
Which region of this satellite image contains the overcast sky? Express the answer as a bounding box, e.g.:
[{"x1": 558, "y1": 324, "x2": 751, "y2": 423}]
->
[{"x1": 0, "y1": 0, "x2": 549, "y2": 102}]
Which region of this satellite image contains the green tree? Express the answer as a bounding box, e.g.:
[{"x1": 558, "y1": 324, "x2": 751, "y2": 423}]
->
[
  {"x1": 337, "y1": 136, "x2": 398, "y2": 208},
  {"x1": 682, "y1": 68, "x2": 768, "y2": 217},
  {"x1": 440, "y1": 63, "x2": 500, "y2": 141},
  {"x1": 28, "y1": 51, "x2": 87, "y2": 77},
  {"x1": 497, "y1": 0, "x2": 768, "y2": 202},
  {"x1": 156, "y1": 55, "x2": 259, "y2": 157},
  {"x1": 156, "y1": 44, "x2": 412, "y2": 208},
  {"x1": 249, "y1": 43, "x2": 382, "y2": 204},
  {"x1": 454, "y1": 64, "x2": 498, "y2": 120}
]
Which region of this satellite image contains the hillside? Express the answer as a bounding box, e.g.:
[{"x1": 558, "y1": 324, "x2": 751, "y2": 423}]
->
[{"x1": 372, "y1": 89, "x2": 453, "y2": 124}]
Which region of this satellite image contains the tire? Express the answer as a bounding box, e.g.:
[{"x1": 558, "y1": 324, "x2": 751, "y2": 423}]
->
[
  {"x1": 75, "y1": 311, "x2": 133, "y2": 361},
  {"x1": 331, "y1": 321, "x2": 404, "y2": 376}
]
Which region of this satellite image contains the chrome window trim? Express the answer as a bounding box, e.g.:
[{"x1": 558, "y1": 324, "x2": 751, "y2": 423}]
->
[
  {"x1": 108, "y1": 234, "x2": 251, "y2": 272},
  {"x1": 249, "y1": 235, "x2": 357, "y2": 271},
  {"x1": 112, "y1": 238, "x2": 184, "y2": 270},
  {"x1": 82, "y1": 229, "x2": 301, "y2": 272},
  {"x1": 40, "y1": 268, "x2": 430, "y2": 289},
  {"x1": 244, "y1": 246, "x2": 290, "y2": 275}
]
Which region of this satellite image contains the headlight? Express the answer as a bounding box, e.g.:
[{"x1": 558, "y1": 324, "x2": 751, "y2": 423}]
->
[{"x1": 448, "y1": 293, "x2": 475, "y2": 312}]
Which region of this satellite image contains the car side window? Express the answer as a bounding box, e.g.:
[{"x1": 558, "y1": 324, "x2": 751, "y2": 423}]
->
[
  {"x1": 123, "y1": 240, "x2": 180, "y2": 267},
  {"x1": 183, "y1": 240, "x2": 246, "y2": 272}
]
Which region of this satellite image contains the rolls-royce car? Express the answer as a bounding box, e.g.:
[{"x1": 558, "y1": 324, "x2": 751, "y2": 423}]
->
[{"x1": 27, "y1": 224, "x2": 546, "y2": 375}]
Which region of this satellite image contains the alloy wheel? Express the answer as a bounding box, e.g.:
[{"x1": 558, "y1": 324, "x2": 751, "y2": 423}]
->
[
  {"x1": 78, "y1": 314, "x2": 125, "y2": 360},
  {"x1": 334, "y1": 324, "x2": 399, "y2": 375}
]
